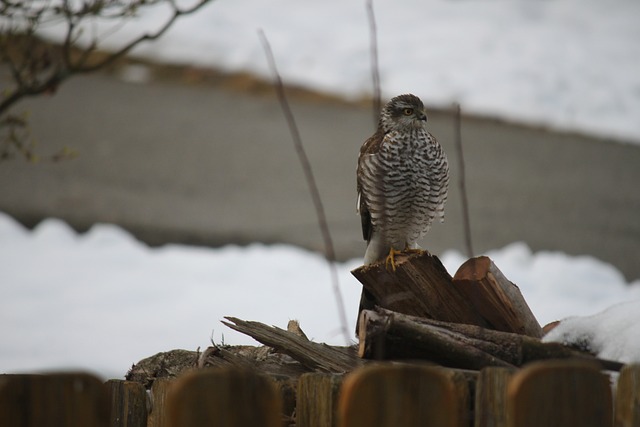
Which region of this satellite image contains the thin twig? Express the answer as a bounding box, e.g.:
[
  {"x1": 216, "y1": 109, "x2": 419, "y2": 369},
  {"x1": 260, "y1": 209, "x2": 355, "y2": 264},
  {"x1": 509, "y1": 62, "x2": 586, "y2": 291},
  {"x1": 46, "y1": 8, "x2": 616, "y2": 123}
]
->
[
  {"x1": 453, "y1": 103, "x2": 474, "y2": 257},
  {"x1": 366, "y1": 0, "x2": 381, "y2": 126},
  {"x1": 258, "y1": 30, "x2": 350, "y2": 345}
]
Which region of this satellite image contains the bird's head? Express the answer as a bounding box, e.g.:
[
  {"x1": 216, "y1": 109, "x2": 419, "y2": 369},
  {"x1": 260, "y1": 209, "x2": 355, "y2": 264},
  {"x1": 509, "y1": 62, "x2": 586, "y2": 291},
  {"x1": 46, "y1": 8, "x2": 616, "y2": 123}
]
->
[{"x1": 379, "y1": 94, "x2": 428, "y2": 133}]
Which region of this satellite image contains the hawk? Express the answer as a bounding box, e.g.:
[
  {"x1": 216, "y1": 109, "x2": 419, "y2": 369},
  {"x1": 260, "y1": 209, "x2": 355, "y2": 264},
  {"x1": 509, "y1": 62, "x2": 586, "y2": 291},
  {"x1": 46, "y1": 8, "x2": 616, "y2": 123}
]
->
[{"x1": 356, "y1": 94, "x2": 449, "y2": 313}]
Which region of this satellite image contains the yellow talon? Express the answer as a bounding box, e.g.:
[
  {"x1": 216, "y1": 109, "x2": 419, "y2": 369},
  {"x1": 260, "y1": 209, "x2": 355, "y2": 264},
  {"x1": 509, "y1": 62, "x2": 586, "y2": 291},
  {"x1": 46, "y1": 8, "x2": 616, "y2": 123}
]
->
[{"x1": 384, "y1": 247, "x2": 402, "y2": 272}]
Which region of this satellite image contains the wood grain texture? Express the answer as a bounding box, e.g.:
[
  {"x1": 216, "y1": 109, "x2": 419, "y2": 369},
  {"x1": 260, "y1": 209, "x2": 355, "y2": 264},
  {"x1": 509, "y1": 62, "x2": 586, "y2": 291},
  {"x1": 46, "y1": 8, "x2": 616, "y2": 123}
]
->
[
  {"x1": 297, "y1": 373, "x2": 343, "y2": 427},
  {"x1": 453, "y1": 257, "x2": 542, "y2": 337},
  {"x1": 506, "y1": 360, "x2": 612, "y2": 427},
  {"x1": 105, "y1": 380, "x2": 148, "y2": 427},
  {"x1": 615, "y1": 364, "x2": 640, "y2": 427},
  {"x1": 475, "y1": 367, "x2": 516, "y2": 427},
  {"x1": 147, "y1": 378, "x2": 172, "y2": 427},
  {"x1": 0, "y1": 373, "x2": 108, "y2": 427},
  {"x1": 338, "y1": 364, "x2": 469, "y2": 427},
  {"x1": 351, "y1": 251, "x2": 487, "y2": 326},
  {"x1": 167, "y1": 368, "x2": 282, "y2": 427}
]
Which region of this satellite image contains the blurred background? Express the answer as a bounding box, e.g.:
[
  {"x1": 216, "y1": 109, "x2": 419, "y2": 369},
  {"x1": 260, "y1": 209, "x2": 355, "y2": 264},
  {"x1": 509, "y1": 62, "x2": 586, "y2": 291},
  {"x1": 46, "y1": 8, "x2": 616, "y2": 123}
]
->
[
  {"x1": 2, "y1": 0, "x2": 639, "y2": 279},
  {"x1": 2, "y1": 0, "x2": 640, "y2": 377}
]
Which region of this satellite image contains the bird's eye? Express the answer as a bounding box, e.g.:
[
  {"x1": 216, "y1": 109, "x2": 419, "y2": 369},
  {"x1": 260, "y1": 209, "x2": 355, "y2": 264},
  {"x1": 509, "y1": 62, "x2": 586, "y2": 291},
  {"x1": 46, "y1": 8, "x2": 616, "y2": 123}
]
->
[{"x1": 402, "y1": 108, "x2": 413, "y2": 116}]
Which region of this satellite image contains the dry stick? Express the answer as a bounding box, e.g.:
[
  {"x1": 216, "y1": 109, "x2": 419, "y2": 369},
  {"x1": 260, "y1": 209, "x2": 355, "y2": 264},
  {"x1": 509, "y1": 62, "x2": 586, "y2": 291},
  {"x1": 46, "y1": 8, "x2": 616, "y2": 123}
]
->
[
  {"x1": 258, "y1": 30, "x2": 350, "y2": 345},
  {"x1": 453, "y1": 103, "x2": 474, "y2": 258},
  {"x1": 366, "y1": 0, "x2": 381, "y2": 126},
  {"x1": 0, "y1": 0, "x2": 212, "y2": 115}
]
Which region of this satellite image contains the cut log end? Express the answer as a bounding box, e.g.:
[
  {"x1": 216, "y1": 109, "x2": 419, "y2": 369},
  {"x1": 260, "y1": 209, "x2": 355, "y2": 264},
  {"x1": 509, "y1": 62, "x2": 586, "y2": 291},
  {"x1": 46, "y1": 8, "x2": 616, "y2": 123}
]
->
[
  {"x1": 453, "y1": 255, "x2": 492, "y2": 282},
  {"x1": 453, "y1": 257, "x2": 543, "y2": 338}
]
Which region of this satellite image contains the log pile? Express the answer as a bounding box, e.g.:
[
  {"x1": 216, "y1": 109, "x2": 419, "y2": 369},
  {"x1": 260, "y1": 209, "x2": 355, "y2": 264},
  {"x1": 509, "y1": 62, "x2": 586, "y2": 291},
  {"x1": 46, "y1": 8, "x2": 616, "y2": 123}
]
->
[
  {"x1": 352, "y1": 251, "x2": 621, "y2": 371},
  {"x1": 127, "y1": 251, "x2": 622, "y2": 390}
]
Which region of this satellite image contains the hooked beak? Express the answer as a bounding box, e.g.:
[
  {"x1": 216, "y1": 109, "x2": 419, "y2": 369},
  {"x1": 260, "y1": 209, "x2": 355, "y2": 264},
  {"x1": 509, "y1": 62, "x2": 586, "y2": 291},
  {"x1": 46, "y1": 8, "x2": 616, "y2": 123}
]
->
[{"x1": 419, "y1": 111, "x2": 428, "y2": 122}]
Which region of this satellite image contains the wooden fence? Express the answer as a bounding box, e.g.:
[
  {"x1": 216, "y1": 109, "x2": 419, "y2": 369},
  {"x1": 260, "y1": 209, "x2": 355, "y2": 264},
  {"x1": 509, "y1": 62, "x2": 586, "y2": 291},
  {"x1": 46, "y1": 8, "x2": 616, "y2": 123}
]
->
[{"x1": 1, "y1": 361, "x2": 638, "y2": 427}]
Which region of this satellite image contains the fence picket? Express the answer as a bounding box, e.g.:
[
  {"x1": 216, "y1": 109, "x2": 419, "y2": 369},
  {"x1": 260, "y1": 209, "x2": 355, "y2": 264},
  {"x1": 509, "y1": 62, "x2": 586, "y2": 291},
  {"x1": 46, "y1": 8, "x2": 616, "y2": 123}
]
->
[
  {"x1": 148, "y1": 378, "x2": 173, "y2": 427},
  {"x1": 0, "y1": 373, "x2": 108, "y2": 427},
  {"x1": 105, "y1": 379, "x2": 147, "y2": 427},
  {"x1": 506, "y1": 360, "x2": 612, "y2": 427},
  {"x1": 615, "y1": 364, "x2": 640, "y2": 427},
  {"x1": 475, "y1": 367, "x2": 516, "y2": 427},
  {"x1": 338, "y1": 364, "x2": 469, "y2": 427},
  {"x1": 297, "y1": 373, "x2": 343, "y2": 427},
  {"x1": 166, "y1": 368, "x2": 282, "y2": 427}
]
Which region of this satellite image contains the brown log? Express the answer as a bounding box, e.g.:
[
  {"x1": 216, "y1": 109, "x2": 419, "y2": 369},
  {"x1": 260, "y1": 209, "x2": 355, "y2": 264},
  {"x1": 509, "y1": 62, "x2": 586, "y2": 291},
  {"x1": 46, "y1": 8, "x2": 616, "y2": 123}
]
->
[
  {"x1": 222, "y1": 317, "x2": 364, "y2": 373},
  {"x1": 453, "y1": 256, "x2": 542, "y2": 337},
  {"x1": 351, "y1": 251, "x2": 488, "y2": 326},
  {"x1": 358, "y1": 308, "x2": 514, "y2": 370},
  {"x1": 358, "y1": 308, "x2": 624, "y2": 371}
]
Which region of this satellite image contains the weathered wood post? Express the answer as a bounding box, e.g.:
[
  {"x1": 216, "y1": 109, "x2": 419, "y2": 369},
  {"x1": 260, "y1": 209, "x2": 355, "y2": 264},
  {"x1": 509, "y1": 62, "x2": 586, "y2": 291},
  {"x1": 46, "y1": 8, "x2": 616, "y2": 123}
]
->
[
  {"x1": 475, "y1": 367, "x2": 516, "y2": 427},
  {"x1": 506, "y1": 360, "x2": 612, "y2": 427},
  {"x1": 615, "y1": 364, "x2": 640, "y2": 427},
  {"x1": 0, "y1": 373, "x2": 109, "y2": 427},
  {"x1": 148, "y1": 378, "x2": 172, "y2": 427},
  {"x1": 105, "y1": 379, "x2": 148, "y2": 427},
  {"x1": 338, "y1": 364, "x2": 469, "y2": 427},
  {"x1": 166, "y1": 368, "x2": 282, "y2": 427},
  {"x1": 297, "y1": 373, "x2": 343, "y2": 427}
]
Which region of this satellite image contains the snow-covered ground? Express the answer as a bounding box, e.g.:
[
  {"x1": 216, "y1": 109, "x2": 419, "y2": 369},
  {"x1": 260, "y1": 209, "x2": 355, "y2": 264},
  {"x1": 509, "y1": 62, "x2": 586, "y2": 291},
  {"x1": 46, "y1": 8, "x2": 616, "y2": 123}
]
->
[
  {"x1": 5, "y1": 0, "x2": 640, "y2": 379},
  {"x1": 35, "y1": 0, "x2": 640, "y2": 143},
  {"x1": 1, "y1": 212, "x2": 639, "y2": 379}
]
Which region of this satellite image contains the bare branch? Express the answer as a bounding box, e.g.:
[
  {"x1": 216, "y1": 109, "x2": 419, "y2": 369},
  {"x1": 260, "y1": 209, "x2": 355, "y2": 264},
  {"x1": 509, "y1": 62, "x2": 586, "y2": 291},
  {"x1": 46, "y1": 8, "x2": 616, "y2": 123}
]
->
[
  {"x1": 366, "y1": 0, "x2": 381, "y2": 126},
  {"x1": 258, "y1": 30, "x2": 351, "y2": 345},
  {"x1": 453, "y1": 103, "x2": 474, "y2": 257},
  {"x1": 0, "y1": 0, "x2": 213, "y2": 161},
  {"x1": 73, "y1": 0, "x2": 211, "y2": 74}
]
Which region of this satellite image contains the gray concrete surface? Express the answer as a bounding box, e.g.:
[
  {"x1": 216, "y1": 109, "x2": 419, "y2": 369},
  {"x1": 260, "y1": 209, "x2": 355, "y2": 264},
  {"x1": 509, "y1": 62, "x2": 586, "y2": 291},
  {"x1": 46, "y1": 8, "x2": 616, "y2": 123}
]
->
[{"x1": 2, "y1": 71, "x2": 639, "y2": 281}]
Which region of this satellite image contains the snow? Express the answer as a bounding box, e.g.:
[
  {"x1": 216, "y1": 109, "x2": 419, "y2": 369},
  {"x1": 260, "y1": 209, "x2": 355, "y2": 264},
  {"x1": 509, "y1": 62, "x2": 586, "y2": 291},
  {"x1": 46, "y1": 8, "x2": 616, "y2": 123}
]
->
[
  {"x1": 1, "y1": 212, "x2": 639, "y2": 379},
  {"x1": 33, "y1": 0, "x2": 640, "y2": 143},
  {"x1": 543, "y1": 300, "x2": 640, "y2": 364},
  {"x1": 5, "y1": 0, "x2": 640, "y2": 381}
]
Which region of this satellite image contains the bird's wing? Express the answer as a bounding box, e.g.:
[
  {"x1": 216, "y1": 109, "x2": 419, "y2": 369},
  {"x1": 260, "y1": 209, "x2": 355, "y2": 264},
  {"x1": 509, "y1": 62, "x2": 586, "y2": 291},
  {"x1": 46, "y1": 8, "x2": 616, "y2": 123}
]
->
[{"x1": 357, "y1": 128, "x2": 385, "y2": 242}]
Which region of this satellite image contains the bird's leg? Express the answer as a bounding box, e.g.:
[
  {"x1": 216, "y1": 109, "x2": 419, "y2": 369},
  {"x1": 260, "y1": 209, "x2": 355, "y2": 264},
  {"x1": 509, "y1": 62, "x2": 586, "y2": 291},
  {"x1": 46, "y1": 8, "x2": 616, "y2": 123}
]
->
[{"x1": 384, "y1": 247, "x2": 402, "y2": 272}]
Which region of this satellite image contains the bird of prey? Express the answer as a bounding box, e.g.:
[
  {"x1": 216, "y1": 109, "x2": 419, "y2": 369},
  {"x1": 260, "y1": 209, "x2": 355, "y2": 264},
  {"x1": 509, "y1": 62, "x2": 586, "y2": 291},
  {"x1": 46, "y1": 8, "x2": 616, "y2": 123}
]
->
[{"x1": 357, "y1": 93, "x2": 449, "y2": 272}]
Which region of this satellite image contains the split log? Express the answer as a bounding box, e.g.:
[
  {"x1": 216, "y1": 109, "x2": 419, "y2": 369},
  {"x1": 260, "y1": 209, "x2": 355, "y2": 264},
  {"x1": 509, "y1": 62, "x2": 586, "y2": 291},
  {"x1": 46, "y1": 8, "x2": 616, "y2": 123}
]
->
[
  {"x1": 351, "y1": 251, "x2": 488, "y2": 326},
  {"x1": 222, "y1": 317, "x2": 364, "y2": 373},
  {"x1": 358, "y1": 308, "x2": 624, "y2": 371},
  {"x1": 453, "y1": 256, "x2": 542, "y2": 337},
  {"x1": 351, "y1": 252, "x2": 542, "y2": 338}
]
